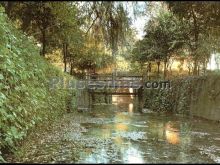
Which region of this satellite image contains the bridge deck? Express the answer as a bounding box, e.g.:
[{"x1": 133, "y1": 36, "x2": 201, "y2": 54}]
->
[
  {"x1": 89, "y1": 92, "x2": 139, "y2": 95},
  {"x1": 87, "y1": 75, "x2": 144, "y2": 89}
]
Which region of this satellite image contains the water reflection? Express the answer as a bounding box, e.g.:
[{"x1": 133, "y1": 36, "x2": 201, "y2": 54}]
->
[
  {"x1": 128, "y1": 103, "x2": 133, "y2": 114},
  {"x1": 115, "y1": 123, "x2": 128, "y2": 131},
  {"x1": 165, "y1": 123, "x2": 180, "y2": 145},
  {"x1": 82, "y1": 148, "x2": 109, "y2": 164},
  {"x1": 112, "y1": 95, "x2": 117, "y2": 104},
  {"x1": 129, "y1": 88, "x2": 134, "y2": 99},
  {"x1": 78, "y1": 95, "x2": 220, "y2": 163},
  {"x1": 122, "y1": 143, "x2": 144, "y2": 163},
  {"x1": 112, "y1": 95, "x2": 133, "y2": 105}
]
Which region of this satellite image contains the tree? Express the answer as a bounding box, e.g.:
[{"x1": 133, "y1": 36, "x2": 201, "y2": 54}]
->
[
  {"x1": 80, "y1": 2, "x2": 140, "y2": 77},
  {"x1": 1, "y1": 2, "x2": 143, "y2": 77},
  {"x1": 149, "y1": 10, "x2": 185, "y2": 78},
  {"x1": 1, "y1": 2, "x2": 58, "y2": 57},
  {"x1": 131, "y1": 9, "x2": 185, "y2": 78},
  {"x1": 167, "y1": 1, "x2": 220, "y2": 75},
  {"x1": 47, "y1": 2, "x2": 84, "y2": 72}
]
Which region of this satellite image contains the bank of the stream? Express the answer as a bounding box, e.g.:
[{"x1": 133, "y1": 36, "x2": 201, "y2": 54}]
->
[
  {"x1": 0, "y1": 7, "x2": 75, "y2": 161},
  {"x1": 5, "y1": 96, "x2": 220, "y2": 163}
]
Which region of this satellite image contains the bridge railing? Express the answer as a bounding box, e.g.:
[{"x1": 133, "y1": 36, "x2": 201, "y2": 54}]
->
[
  {"x1": 87, "y1": 74, "x2": 162, "y2": 81},
  {"x1": 88, "y1": 74, "x2": 143, "y2": 80},
  {"x1": 87, "y1": 74, "x2": 144, "y2": 89}
]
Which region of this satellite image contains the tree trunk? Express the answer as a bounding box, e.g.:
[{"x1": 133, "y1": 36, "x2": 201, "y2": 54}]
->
[
  {"x1": 112, "y1": 49, "x2": 117, "y2": 81},
  {"x1": 41, "y1": 29, "x2": 46, "y2": 57},
  {"x1": 147, "y1": 62, "x2": 151, "y2": 80},
  {"x1": 163, "y1": 60, "x2": 167, "y2": 79},
  {"x1": 6, "y1": 2, "x2": 13, "y2": 17},
  {"x1": 148, "y1": 62, "x2": 152, "y2": 72},
  {"x1": 169, "y1": 66, "x2": 172, "y2": 76},
  {"x1": 188, "y1": 66, "x2": 191, "y2": 75},
  {"x1": 193, "y1": 59, "x2": 198, "y2": 75},
  {"x1": 203, "y1": 60, "x2": 207, "y2": 74},
  {"x1": 192, "y1": 9, "x2": 199, "y2": 76},
  {"x1": 157, "y1": 61, "x2": 160, "y2": 78},
  {"x1": 70, "y1": 62, "x2": 74, "y2": 75},
  {"x1": 94, "y1": 67, "x2": 96, "y2": 74},
  {"x1": 197, "y1": 65, "x2": 200, "y2": 75},
  {"x1": 63, "y1": 43, "x2": 67, "y2": 72},
  {"x1": 140, "y1": 63, "x2": 144, "y2": 77}
]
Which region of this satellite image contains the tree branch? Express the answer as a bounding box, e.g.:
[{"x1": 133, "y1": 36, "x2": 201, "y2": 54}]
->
[{"x1": 85, "y1": 15, "x2": 99, "y2": 35}]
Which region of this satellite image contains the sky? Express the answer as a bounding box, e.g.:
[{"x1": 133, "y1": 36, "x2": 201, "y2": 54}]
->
[
  {"x1": 128, "y1": 2, "x2": 164, "y2": 40},
  {"x1": 132, "y1": 14, "x2": 148, "y2": 39},
  {"x1": 79, "y1": 1, "x2": 149, "y2": 40},
  {"x1": 127, "y1": 2, "x2": 149, "y2": 40}
]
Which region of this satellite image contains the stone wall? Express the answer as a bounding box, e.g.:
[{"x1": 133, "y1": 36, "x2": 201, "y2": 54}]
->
[{"x1": 143, "y1": 75, "x2": 220, "y2": 121}]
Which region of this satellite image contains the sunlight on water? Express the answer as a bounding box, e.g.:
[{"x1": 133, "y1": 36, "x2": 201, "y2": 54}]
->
[
  {"x1": 129, "y1": 88, "x2": 134, "y2": 99},
  {"x1": 115, "y1": 123, "x2": 128, "y2": 131},
  {"x1": 165, "y1": 123, "x2": 180, "y2": 145},
  {"x1": 165, "y1": 130, "x2": 180, "y2": 145},
  {"x1": 112, "y1": 95, "x2": 118, "y2": 105},
  {"x1": 78, "y1": 95, "x2": 220, "y2": 163},
  {"x1": 123, "y1": 145, "x2": 144, "y2": 163},
  {"x1": 129, "y1": 103, "x2": 133, "y2": 114},
  {"x1": 114, "y1": 136, "x2": 123, "y2": 144}
]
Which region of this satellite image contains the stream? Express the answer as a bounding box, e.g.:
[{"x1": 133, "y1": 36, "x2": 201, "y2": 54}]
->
[
  {"x1": 75, "y1": 95, "x2": 220, "y2": 163},
  {"x1": 7, "y1": 95, "x2": 220, "y2": 163}
]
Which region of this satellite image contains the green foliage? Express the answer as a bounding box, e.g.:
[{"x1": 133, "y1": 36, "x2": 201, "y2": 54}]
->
[
  {"x1": 130, "y1": 9, "x2": 185, "y2": 77},
  {"x1": 144, "y1": 78, "x2": 196, "y2": 113},
  {"x1": 0, "y1": 152, "x2": 5, "y2": 163},
  {"x1": 132, "y1": 10, "x2": 184, "y2": 62},
  {"x1": 0, "y1": 6, "x2": 73, "y2": 159},
  {"x1": 130, "y1": 2, "x2": 220, "y2": 76},
  {"x1": 1, "y1": 2, "x2": 140, "y2": 76},
  {"x1": 167, "y1": 2, "x2": 220, "y2": 74},
  {"x1": 82, "y1": 2, "x2": 133, "y2": 52}
]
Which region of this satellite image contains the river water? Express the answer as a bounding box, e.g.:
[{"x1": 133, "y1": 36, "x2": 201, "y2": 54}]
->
[
  {"x1": 7, "y1": 94, "x2": 220, "y2": 163},
  {"x1": 76, "y1": 94, "x2": 220, "y2": 163}
]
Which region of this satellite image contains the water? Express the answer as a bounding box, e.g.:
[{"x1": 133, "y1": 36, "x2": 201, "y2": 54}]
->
[{"x1": 76, "y1": 95, "x2": 220, "y2": 163}]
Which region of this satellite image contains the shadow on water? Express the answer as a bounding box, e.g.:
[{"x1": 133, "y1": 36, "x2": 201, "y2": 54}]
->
[{"x1": 76, "y1": 90, "x2": 220, "y2": 163}]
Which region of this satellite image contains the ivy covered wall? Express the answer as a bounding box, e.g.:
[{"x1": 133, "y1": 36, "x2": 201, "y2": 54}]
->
[
  {"x1": 0, "y1": 7, "x2": 75, "y2": 161},
  {"x1": 144, "y1": 75, "x2": 220, "y2": 121}
]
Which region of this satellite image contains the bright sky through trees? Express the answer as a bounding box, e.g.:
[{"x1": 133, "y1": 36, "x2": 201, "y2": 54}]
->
[{"x1": 128, "y1": 2, "x2": 148, "y2": 39}]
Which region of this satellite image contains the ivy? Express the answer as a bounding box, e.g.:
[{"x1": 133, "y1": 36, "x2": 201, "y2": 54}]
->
[{"x1": 0, "y1": 6, "x2": 75, "y2": 160}]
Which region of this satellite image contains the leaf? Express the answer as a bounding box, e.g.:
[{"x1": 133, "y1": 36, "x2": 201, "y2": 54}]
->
[
  {"x1": 0, "y1": 74, "x2": 3, "y2": 80},
  {"x1": 0, "y1": 153, "x2": 5, "y2": 163},
  {"x1": 0, "y1": 93, "x2": 6, "y2": 100},
  {"x1": 5, "y1": 136, "x2": 13, "y2": 146}
]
